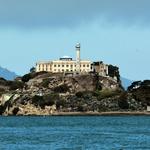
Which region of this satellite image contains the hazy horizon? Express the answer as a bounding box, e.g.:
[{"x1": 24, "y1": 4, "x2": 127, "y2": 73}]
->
[{"x1": 0, "y1": 0, "x2": 150, "y2": 81}]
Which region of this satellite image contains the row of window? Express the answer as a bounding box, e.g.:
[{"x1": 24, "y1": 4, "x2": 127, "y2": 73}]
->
[
  {"x1": 53, "y1": 69, "x2": 89, "y2": 72},
  {"x1": 53, "y1": 64, "x2": 90, "y2": 68},
  {"x1": 38, "y1": 67, "x2": 51, "y2": 71},
  {"x1": 38, "y1": 64, "x2": 51, "y2": 68},
  {"x1": 54, "y1": 69, "x2": 74, "y2": 72},
  {"x1": 38, "y1": 67, "x2": 91, "y2": 72},
  {"x1": 38, "y1": 64, "x2": 90, "y2": 68}
]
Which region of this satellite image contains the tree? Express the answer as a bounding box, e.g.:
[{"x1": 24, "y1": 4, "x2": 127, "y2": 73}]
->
[
  {"x1": 22, "y1": 74, "x2": 32, "y2": 82},
  {"x1": 127, "y1": 81, "x2": 142, "y2": 91},
  {"x1": 118, "y1": 92, "x2": 129, "y2": 109},
  {"x1": 108, "y1": 65, "x2": 120, "y2": 81},
  {"x1": 30, "y1": 67, "x2": 36, "y2": 73}
]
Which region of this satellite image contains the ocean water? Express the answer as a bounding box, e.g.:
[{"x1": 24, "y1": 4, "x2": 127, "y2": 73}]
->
[{"x1": 0, "y1": 116, "x2": 150, "y2": 150}]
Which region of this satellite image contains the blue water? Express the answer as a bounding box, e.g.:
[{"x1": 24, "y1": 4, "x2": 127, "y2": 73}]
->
[{"x1": 0, "y1": 116, "x2": 150, "y2": 150}]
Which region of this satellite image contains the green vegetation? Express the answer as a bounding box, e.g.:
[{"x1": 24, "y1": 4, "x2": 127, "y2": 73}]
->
[
  {"x1": 41, "y1": 78, "x2": 51, "y2": 88},
  {"x1": 128, "y1": 80, "x2": 150, "y2": 106},
  {"x1": 0, "y1": 77, "x2": 7, "y2": 85},
  {"x1": 7, "y1": 81, "x2": 24, "y2": 90},
  {"x1": 22, "y1": 74, "x2": 32, "y2": 82},
  {"x1": 128, "y1": 81, "x2": 142, "y2": 91},
  {"x1": 0, "y1": 88, "x2": 5, "y2": 93},
  {"x1": 53, "y1": 84, "x2": 69, "y2": 93},
  {"x1": 118, "y1": 92, "x2": 129, "y2": 109},
  {"x1": 108, "y1": 65, "x2": 120, "y2": 81},
  {"x1": 0, "y1": 105, "x2": 5, "y2": 115},
  {"x1": 22, "y1": 71, "x2": 48, "y2": 82},
  {"x1": 76, "y1": 91, "x2": 84, "y2": 98},
  {"x1": 12, "y1": 107, "x2": 20, "y2": 115},
  {"x1": 30, "y1": 67, "x2": 36, "y2": 73},
  {"x1": 32, "y1": 93, "x2": 59, "y2": 109},
  {"x1": 93, "y1": 89, "x2": 121, "y2": 100},
  {"x1": 56, "y1": 99, "x2": 66, "y2": 109},
  {"x1": 77, "y1": 105, "x2": 84, "y2": 112}
]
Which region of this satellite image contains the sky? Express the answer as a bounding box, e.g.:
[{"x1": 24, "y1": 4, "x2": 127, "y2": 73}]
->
[{"x1": 0, "y1": 0, "x2": 150, "y2": 80}]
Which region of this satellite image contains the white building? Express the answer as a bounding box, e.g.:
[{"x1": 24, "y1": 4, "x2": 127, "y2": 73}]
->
[
  {"x1": 36, "y1": 43, "x2": 92, "y2": 73},
  {"x1": 36, "y1": 43, "x2": 108, "y2": 76}
]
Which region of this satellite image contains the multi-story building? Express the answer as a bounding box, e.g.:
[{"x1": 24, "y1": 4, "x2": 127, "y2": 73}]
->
[
  {"x1": 36, "y1": 43, "x2": 91, "y2": 73},
  {"x1": 36, "y1": 43, "x2": 108, "y2": 76},
  {"x1": 92, "y1": 61, "x2": 108, "y2": 76}
]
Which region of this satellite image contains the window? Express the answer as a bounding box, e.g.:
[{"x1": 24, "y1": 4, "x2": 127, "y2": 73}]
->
[
  {"x1": 58, "y1": 65, "x2": 60, "y2": 67},
  {"x1": 87, "y1": 65, "x2": 89, "y2": 67},
  {"x1": 54, "y1": 65, "x2": 57, "y2": 67},
  {"x1": 62, "y1": 65, "x2": 64, "y2": 67},
  {"x1": 66, "y1": 65, "x2": 69, "y2": 67},
  {"x1": 83, "y1": 65, "x2": 85, "y2": 67}
]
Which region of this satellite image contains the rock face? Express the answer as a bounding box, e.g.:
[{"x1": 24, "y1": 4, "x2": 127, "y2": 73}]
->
[{"x1": 0, "y1": 72, "x2": 148, "y2": 116}]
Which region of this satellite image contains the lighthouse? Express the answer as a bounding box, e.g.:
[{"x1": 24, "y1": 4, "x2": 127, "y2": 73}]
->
[{"x1": 76, "y1": 43, "x2": 81, "y2": 73}]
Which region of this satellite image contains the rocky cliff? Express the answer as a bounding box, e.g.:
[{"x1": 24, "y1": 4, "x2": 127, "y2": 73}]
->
[{"x1": 0, "y1": 72, "x2": 149, "y2": 115}]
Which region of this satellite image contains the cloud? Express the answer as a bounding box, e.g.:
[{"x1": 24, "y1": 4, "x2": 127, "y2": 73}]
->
[{"x1": 0, "y1": 0, "x2": 150, "y2": 28}]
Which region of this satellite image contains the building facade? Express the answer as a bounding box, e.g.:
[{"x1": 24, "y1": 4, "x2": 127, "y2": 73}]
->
[
  {"x1": 92, "y1": 61, "x2": 108, "y2": 76},
  {"x1": 36, "y1": 59, "x2": 91, "y2": 73},
  {"x1": 36, "y1": 43, "x2": 108, "y2": 76}
]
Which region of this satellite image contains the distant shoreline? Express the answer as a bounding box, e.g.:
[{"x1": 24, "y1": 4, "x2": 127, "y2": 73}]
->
[
  {"x1": 2, "y1": 111, "x2": 150, "y2": 117},
  {"x1": 51, "y1": 111, "x2": 150, "y2": 116}
]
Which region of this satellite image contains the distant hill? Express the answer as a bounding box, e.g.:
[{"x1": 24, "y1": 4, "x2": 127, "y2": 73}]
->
[
  {"x1": 121, "y1": 77, "x2": 133, "y2": 90},
  {"x1": 0, "y1": 66, "x2": 18, "y2": 80}
]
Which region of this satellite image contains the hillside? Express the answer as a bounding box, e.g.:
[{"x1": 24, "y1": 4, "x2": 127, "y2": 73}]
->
[
  {"x1": 0, "y1": 72, "x2": 149, "y2": 116},
  {"x1": 0, "y1": 66, "x2": 18, "y2": 80},
  {"x1": 0, "y1": 72, "x2": 123, "y2": 115}
]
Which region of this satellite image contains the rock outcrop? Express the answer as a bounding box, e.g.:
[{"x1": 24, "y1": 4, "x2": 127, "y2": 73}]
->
[{"x1": 0, "y1": 72, "x2": 149, "y2": 115}]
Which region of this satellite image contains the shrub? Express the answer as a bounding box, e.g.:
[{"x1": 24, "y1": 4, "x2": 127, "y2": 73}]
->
[
  {"x1": 92, "y1": 90, "x2": 101, "y2": 97},
  {"x1": 76, "y1": 91, "x2": 84, "y2": 98},
  {"x1": 56, "y1": 99, "x2": 66, "y2": 109},
  {"x1": 43, "y1": 94, "x2": 57, "y2": 106},
  {"x1": 32, "y1": 95, "x2": 44, "y2": 107},
  {"x1": 30, "y1": 67, "x2": 36, "y2": 73},
  {"x1": 22, "y1": 74, "x2": 32, "y2": 82},
  {"x1": 9, "y1": 81, "x2": 24, "y2": 90},
  {"x1": 41, "y1": 78, "x2": 51, "y2": 88},
  {"x1": 108, "y1": 65, "x2": 120, "y2": 81},
  {"x1": 32, "y1": 93, "x2": 59, "y2": 109},
  {"x1": 0, "y1": 78, "x2": 7, "y2": 85},
  {"x1": 132, "y1": 86, "x2": 150, "y2": 105},
  {"x1": 127, "y1": 81, "x2": 142, "y2": 91},
  {"x1": 141, "y1": 80, "x2": 150, "y2": 86},
  {"x1": 77, "y1": 105, "x2": 84, "y2": 112},
  {"x1": 0, "y1": 88, "x2": 5, "y2": 93},
  {"x1": 53, "y1": 84, "x2": 69, "y2": 93},
  {"x1": 0, "y1": 105, "x2": 5, "y2": 115},
  {"x1": 97, "y1": 89, "x2": 120, "y2": 100},
  {"x1": 118, "y1": 92, "x2": 129, "y2": 109},
  {"x1": 12, "y1": 107, "x2": 20, "y2": 115}
]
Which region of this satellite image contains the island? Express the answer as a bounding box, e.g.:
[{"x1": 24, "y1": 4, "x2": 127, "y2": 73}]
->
[{"x1": 0, "y1": 43, "x2": 149, "y2": 116}]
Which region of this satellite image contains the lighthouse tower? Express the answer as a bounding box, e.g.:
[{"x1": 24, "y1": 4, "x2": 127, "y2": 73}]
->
[{"x1": 76, "y1": 43, "x2": 81, "y2": 73}]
